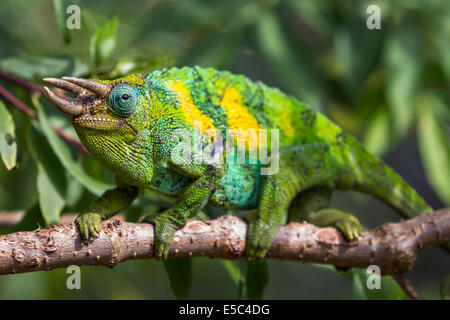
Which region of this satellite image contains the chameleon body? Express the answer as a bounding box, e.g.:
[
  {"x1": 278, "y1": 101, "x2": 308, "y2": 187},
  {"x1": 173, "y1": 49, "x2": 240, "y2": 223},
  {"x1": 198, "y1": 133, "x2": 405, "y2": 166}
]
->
[{"x1": 43, "y1": 66, "x2": 432, "y2": 261}]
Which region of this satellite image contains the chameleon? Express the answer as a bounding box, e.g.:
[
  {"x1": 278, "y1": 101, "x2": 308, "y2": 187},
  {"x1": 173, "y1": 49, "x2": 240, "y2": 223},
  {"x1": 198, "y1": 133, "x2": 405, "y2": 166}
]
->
[{"x1": 42, "y1": 66, "x2": 435, "y2": 264}]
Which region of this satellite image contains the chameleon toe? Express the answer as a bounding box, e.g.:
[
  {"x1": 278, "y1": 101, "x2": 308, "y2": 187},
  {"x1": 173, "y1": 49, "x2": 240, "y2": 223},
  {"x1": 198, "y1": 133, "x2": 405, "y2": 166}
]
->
[
  {"x1": 76, "y1": 212, "x2": 102, "y2": 239},
  {"x1": 335, "y1": 217, "x2": 361, "y2": 241}
]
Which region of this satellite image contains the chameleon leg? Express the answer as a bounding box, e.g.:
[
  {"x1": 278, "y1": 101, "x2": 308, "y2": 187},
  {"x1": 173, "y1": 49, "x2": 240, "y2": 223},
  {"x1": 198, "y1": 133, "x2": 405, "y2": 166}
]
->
[
  {"x1": 246, "y1": 142, "x2": 361, "y2": 259},
  {"x1": 146, "y1": 167, "x2": 223, "y2": 259},
  {"x1": 77, "y1": 183, "x2": 138, "y2": 240},
  {"x1": 288, "y1": 187, "x2": 332, "y2": 222},
  {"x1": 244, "y1": 174, "x2": 292, "y2": 261},
  {"x1": 305, "y1": 208, "x2": 361, "y2": 240},
  {"x1": 288, "y1": 187, "x2": 361, "y2": 240},
  {"x1": 245, "y1": 143, "x2": 336, "y2": 260}
]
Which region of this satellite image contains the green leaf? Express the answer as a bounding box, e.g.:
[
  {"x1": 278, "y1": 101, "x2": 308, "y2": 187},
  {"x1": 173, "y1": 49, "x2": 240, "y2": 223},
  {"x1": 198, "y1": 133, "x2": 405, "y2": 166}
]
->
[
  {"x1": 221, "y1": 260, "x2": 245, "y2": 299},
  {"x1": 288, "y1": 0, "x2": 331, "y2": 36},
  {"x1": 434, "y1": 16, "x2": 450, "y2": 82},
  {"x1": 28, "y1": 126, "x2": 66, "y2": 192},
  {"x1": 64, "y1": 172, "x2": 84, "y2": 207},
  {"x1": 440, "y1": 274, "x2": 450, "y2": 300},
  {"x1": 375, "y1": 276, "x2": 409, "y2": 300},
  {"x1": 221, "y1": 260, "x2": 242, "y2": 285},
  {"x1": 0, "y1": 100, "x2": 17, "y2": 170},
  {"x1": 163, "y1": 258, "x2": 192, "y2": 299},
  {"x1": 37, "y1": 166, "x2": 65, "y2": 225},
  {"x1": 385, "y1": 16, "x2": 423, "y2": 138},
  {"x1": 348, "y1": 269, "x2": 408, "y2": 300},
  {"x1": 256, "y1": 12, "x2": 324, "y2": 107},
  {"x1": 28, "y1": 126, "x2": 66, "y2": 225},
  {"x1": 181, "y1": 32, "x2": 239, "y2": 68},
  {"x1": 333, "y1": 22, "x2": 383, "y2": 96},
  {"x1": 90, "y1": 17, "x2": 119, "y2": 68},
  {"x1": 33, "y1": 95, "x2": 113, "y2": 196},
  {"x1": 52, "y1": 0, "x2": 72, "y2": 45},
  {"x1": 315, "y1": 265, "x2": 408, "y2": 300},
  {"x1": 363, "y1": 109, "x2": 390, "y2": 156},
  {"x1": 418, "y1": 97, "x2": 450, "y2": 205},
  {"x1": 245, "y1": 260, "x2": 269, "y2": 300},
  {"x1": 0, "y1": 56, "x2": 89, "y2": 81},
  {"x1": 352, "y1": 272, "x2": 368, "y2": 300}
]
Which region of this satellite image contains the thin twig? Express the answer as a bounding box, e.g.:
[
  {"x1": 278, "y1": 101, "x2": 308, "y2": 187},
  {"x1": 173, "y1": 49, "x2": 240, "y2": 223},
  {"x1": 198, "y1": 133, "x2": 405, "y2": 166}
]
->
[
  {"x1": 394, "y1": 275, "x2": 424, "y2": 300},
  {"x1": 0, "y1": 84, "x2": 36, "y2": 118},
  {"x1": 0, "y1": 77, "x2": 90, "y2": 155},
  {"x1": 0, "y1": 71, "x2": 45, "y2": 94},
  {"x1": 53, "y1": 127, "x2": 89, "y2": 155}
]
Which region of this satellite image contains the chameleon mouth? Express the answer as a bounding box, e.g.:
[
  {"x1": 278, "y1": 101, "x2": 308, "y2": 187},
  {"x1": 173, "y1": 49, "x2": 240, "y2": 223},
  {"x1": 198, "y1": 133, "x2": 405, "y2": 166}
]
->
[
  {"x1": 72, "y1": 113, "x2": 138, "y2": 134},
  {"x1": 72, "y1": 114, "x2": 120, "y2": 127},
  {"x1": 42, "y1": 77, "x2": 110, "y2": 117}
]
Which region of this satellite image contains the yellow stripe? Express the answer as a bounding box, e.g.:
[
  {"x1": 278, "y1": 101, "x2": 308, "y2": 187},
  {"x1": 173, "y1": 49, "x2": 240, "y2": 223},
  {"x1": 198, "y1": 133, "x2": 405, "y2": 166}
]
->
[
  {"x1": 221, "y1": 86, "x2": 261, "y2": 150},
  {"x1": 279, "y1": 110, "x2": 295, "y2": 139},
  {"x1": 167, "y1": 81, "x2": 216, "y2": 135}
]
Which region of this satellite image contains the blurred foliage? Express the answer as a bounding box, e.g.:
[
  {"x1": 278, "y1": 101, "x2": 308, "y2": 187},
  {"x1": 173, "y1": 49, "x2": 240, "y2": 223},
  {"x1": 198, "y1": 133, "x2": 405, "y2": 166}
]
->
[{"x1": 0, "y1": 0, "x2": 448, "y2": 299}]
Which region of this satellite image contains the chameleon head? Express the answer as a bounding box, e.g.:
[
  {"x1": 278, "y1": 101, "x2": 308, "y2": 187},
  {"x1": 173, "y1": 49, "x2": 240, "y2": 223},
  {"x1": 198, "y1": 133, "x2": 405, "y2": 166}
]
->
[
  {"x1": 42, "y1": 75, "x2": 147, "y2": 133},
  {"x1": 43, "y1": 75, "x2": 151, "y2": 178}
]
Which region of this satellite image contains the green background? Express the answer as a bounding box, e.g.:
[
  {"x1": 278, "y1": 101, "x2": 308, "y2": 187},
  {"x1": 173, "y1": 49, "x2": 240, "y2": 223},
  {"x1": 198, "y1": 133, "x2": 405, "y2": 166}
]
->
[{"x1": 0, "y1": 0, "x2": 448, "y2": 299}]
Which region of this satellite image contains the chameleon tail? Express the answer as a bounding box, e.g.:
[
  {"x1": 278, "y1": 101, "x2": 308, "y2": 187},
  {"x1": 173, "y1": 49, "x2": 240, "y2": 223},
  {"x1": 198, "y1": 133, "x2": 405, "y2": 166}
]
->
[
  {"x1": 343, "y1": 137, "x2": 431, "y2": 219},
  {"x1": 347, "y1": 140, "x2": 450, "y2": 253},
  {"x1": 342, "y1": 135, "x2": 433, "y2": 219},
  {"x1": 354, "y1": 159, "x2": 431, "y2": 220}
]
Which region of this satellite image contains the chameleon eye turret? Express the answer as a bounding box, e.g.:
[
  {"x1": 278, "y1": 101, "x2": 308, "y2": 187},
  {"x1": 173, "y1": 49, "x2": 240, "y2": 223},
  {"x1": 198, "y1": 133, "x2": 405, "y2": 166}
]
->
[{"x1": 108, "y1": 84, "x2": 137, "y2": 117}]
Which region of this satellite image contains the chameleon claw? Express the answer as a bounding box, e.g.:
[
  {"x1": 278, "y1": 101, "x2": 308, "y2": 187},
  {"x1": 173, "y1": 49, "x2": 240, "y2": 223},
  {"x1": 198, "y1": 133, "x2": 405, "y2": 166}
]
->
[
  {"x1": 76, "y1": 212, "x2": 102, "y2": 240},
  {"x1": 335, "y1": 216, "x2": 361, "y2": 241},
  {"x1": 89, "y1": 225, "x2": 97, "y2": 237}
]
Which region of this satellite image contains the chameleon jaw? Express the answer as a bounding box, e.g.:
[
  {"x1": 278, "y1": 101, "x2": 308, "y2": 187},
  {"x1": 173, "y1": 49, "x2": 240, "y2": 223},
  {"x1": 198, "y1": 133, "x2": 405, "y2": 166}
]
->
[
  {"x1": 72, "y1": 112, "x2": 139, "y2": 136},
  {"x1": 72, "y1": 113, "x2": 123, "y2": 130}
]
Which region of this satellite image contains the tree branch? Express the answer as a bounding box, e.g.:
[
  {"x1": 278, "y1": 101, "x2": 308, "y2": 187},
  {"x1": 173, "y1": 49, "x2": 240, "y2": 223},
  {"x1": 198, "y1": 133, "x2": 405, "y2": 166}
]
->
[
  {"x1": 393, "y1": 275, "x2": 424, "y2": 300},
  {"x1": 0, "y1": 208, "x2": 448, "y2": 276}
]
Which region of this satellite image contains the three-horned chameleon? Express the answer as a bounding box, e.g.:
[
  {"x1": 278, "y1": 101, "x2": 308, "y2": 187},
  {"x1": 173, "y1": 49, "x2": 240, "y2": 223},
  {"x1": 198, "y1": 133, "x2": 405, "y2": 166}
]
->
[{"x1": 43, "y1": 66, "x2": 433, "y2": 263}]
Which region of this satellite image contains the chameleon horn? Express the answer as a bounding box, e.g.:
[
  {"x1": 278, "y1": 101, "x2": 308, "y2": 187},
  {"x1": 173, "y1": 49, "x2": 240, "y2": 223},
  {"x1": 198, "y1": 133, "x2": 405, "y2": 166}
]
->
[
  {"x1": 43, "y1": 87, "x2": 84, "y2": 116},
  {"x1": 43, "y1": 78, "x2": 84, "y2": 95},
  {"x1": 61, "y1": 77, "x2": 109, "y2": 98}
]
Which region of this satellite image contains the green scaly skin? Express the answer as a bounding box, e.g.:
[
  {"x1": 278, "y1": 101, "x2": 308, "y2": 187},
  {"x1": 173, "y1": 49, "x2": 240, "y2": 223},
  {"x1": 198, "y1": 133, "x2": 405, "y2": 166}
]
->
[{"x1": 46, "y1": 66, "x2": 434, "y2": 261}]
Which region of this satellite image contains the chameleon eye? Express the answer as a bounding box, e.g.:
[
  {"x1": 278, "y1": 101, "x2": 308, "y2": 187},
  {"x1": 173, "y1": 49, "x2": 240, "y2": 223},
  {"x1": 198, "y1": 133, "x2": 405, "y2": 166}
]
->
[{"x1": 108, "y1": 84, "x2": 137, "y2": 117}]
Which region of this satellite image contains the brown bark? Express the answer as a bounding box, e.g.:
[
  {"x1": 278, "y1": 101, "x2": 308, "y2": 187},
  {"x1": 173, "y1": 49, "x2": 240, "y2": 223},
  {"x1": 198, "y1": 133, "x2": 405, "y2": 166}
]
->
[{"x1": 0, "y1": 208, "x2": 449, "y2": 276}]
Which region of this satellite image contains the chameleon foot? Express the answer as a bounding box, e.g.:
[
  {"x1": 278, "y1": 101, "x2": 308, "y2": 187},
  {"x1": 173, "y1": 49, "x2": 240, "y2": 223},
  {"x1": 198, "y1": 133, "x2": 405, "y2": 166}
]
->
[
  {"x1": 306, "y1": 208, "x2": 361, "y2": 241},
  {"x1": 244, "y1": 210, "x2": 278, "y2": 261},
  {"x1": 76, "y1": 212, "x2": 102, "y2": 240},
  {"x1": 142, "y1": 212, "x2": 178, "y2": 260},
  {"x1": 335, "y1": 214, "x2": 361, "y2": 240}
]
